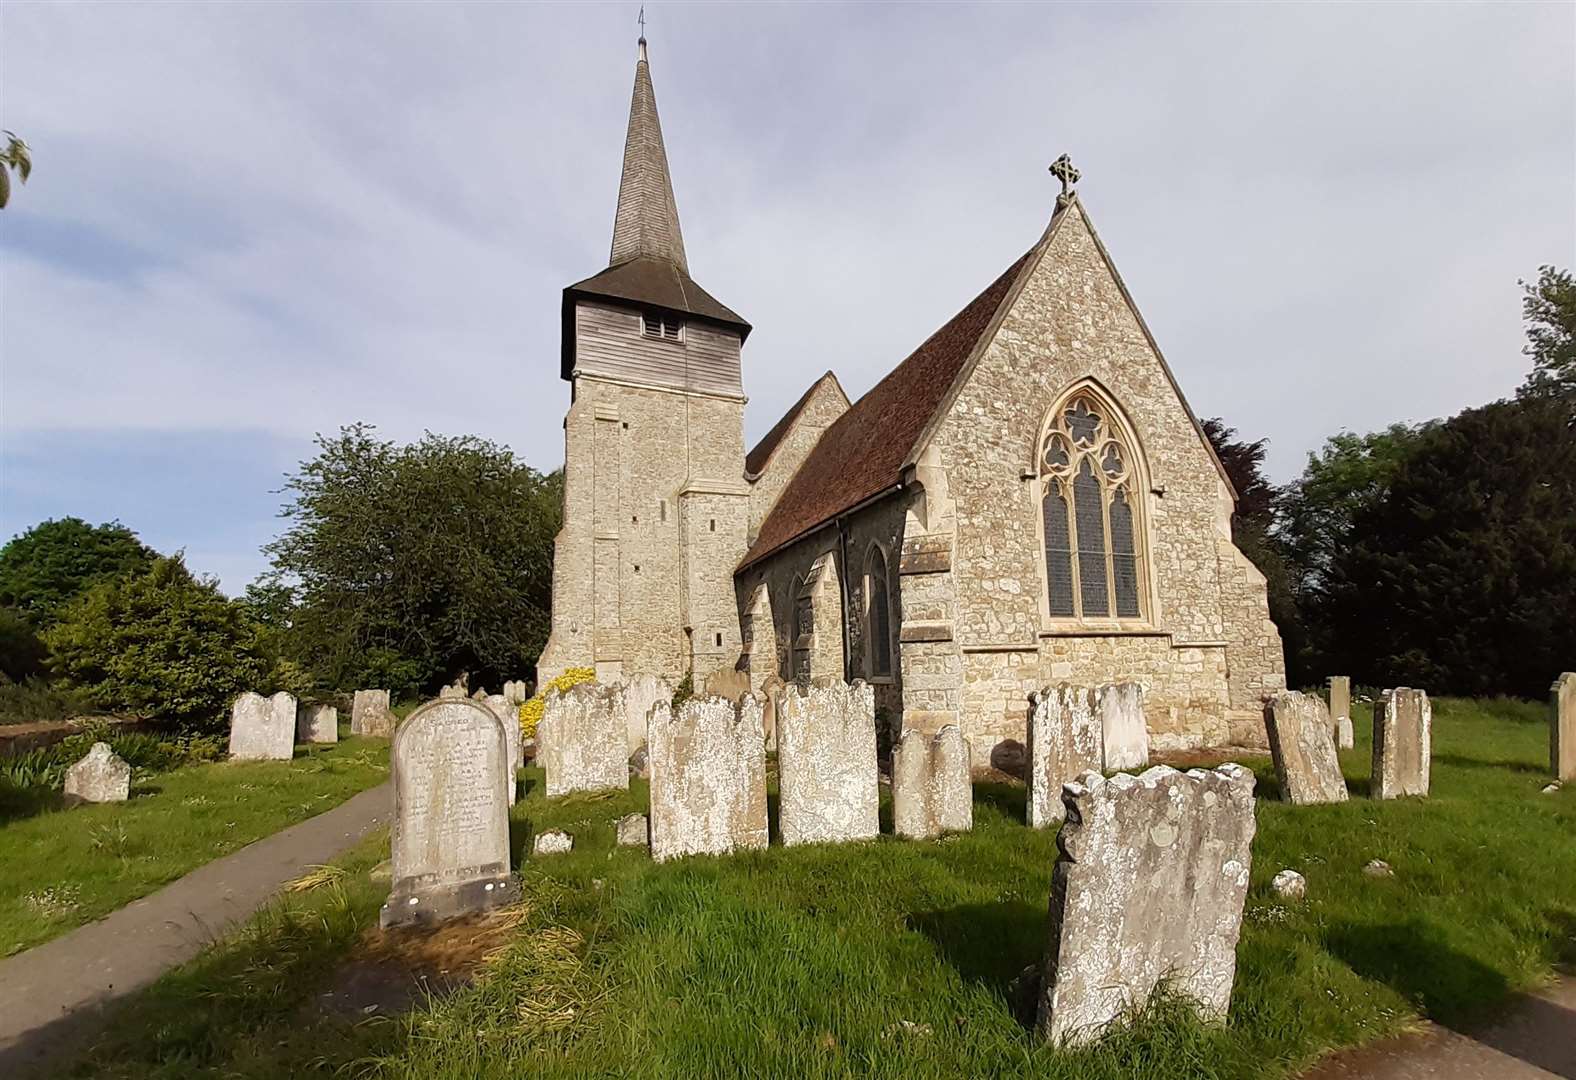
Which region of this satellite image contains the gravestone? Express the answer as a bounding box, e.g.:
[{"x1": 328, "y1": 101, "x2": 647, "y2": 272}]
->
[
  {"x1": 1552, "y1": 673, "x2": 1575, "y2": 782},
  {"x1": 533, "y1": 830, "x2": 573, "y2": 856},
  {"x1": 619, "y1": 673, "x2": 671, "y2": 754},
  {"x1": 538, "y1": 683, "x2": 628, "y2": 797},
  {"x1": 648, "y1": 694, "x2": 768, "y2": 861},
  {"x1": 1036, "y1": 764, "x2": 1257, "y2": 1047},
  {"x1": 483, "y1": 694, "x2": 521, "y2": 803},
  {"x1": 228, "y1": 691, "x2": 296, "y2": 761},
  {"x1": 439, "y1": 685, "x2": 464, "y2": 699},
  {"x1": 297, "y1": 703, "x2": 338, "y2": 744},
  {"x1": 615, "y1": 813, "x2": 649, "y2": 848},
  {"x1": 1265, "y1": 691, "x2": 1347, "y2": 805},
  {"x1": 1098, "y1": 682, "x2": 1148, "y2": 771},
  {"x1": 1027, "y1": 685, "x2": 1103, "y2": 828},
  {"x1": 351, "y1": 689, "x2": 395, "y2": 737},
  {"x1": 1372, "y1": 688, "x2": 1431, "y2": 799},
  {"x1": 1328, "y1": 676, "x2": 1353, "y2": 749},
  {"x1": 63, "y1": 742, "x2": 131, "y2": 804},
  {"x1": 761, "y1": 673, "x2": 785, "y2": 751},
  {"x1": 891, "y1": 725, "x2": 972, "y2": 840},
  {"x1": 704, "y1": 666, "x2": 751, "y2": 703},
  {"x1": 503, "y1": 680, "x2": 529, "y2": 705},
  {"x1": 380, "y1": 698, "x2": 518, "y2": 928},
  {"x1": 777, "y1": 681, "x2": 879, "y2": 847}
]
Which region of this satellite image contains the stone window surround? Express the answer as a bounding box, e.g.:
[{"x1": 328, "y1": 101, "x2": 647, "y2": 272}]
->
[{"x1": 863, "y1": 540, "x2": 896, "y2": 684}]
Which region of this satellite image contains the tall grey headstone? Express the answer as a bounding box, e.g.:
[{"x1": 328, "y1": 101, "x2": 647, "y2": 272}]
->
[
  {"x1": 351, "y1": 689, "x2": 395, "y2": 737},
  {"x1": 63, "y1": 742, "x2": 131, "y2": 804},
  {"x1": 380, "y1": 698, "x2": 519, "y2": 928},
  {"x1": 778, "y1": 681, "x2": 879, "y2": 847},
  {"x1": 539, "y1": 682, "x2": 628, "y2": 798},
  {"x1": 1552, "y1": 673, "x2": 1575, "y2": 783},
  {"x1": 484, "y1": 694, "x2": 521, "y2": 804},
  {"x1": 891, "y1": 724, "x2": 972, "y2": 840},
  {"x1": 1266, "y1": 691, "x2": 1348, "y2": 805},
  {"x1": 1036, "y1": 764, "x2": 1257, "y2": 1047},
  {"x1": 1098, "y1": 682, "x2": 1148, "y2": 771},
  {"x1": 1328, "y1": 676, "x2": 1353, "y2": 749},
  {"x1": 1372, "y1": 687, "x2": 1431, "y2": 799},
  {"x1": 228, "y1": 691, "x2": 296, "y2": 761},
  {"x1": 297, "y1": 703, "x2": 338, "y2": 744},
  {"x1": 1027, "y1": 685, "x2": 1103, "y2": 828},
  {"x1": 648, "y1": 694, "x2": 768, "y2": 861},
  {"x1": 619, "y1": 673, "x2": 671, "y2": 755}
]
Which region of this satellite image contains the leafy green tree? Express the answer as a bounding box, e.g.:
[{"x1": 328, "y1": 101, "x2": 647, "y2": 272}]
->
[
  {"x1": 44, "y1": 556, "x2": 269, "y2": 728},
  {"x1": 258, "y1": 424, "x2": 561, "y2": 696},
  {"x1": 1518, "y1": 265, "x2": 1576, "y2": 401},
  {"x1": 0, "y1": 518, "x2": 159, "y2": 626},
  {"x1": 0, "y1": 607, "x2": 47, "y2": 682},
  {"x1": 0, "y1": 131, "x2": 31, "y2": 209}
]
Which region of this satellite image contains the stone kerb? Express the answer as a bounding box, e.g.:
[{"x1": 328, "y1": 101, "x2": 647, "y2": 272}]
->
[
  {"x1": 891, "y1": 725, "x2": 972, "y2": 840},
  {"x1": 1552, "y1": 672, "x2": 1575, "y2": 782},
  {"x1": 1372, "y1": 687, "x2": 1432, "y2": 799},
  {"x1": 619, "y1": 674, "x2": 672, "y2": 755},
  {"x1": 297, "y1": 703, "x2": 338, "y2": 744},
  {"x1": 1098, "y1": 682, "x2": 1148, "y2": 771},
  {"x1": 381, "y1": 698, "x2": 519, "y2": 928},
  {"x1": 63, "y1": 742, "x2": 131, "y2": 804},
  {"x1": 539, "y1": 683, "x2": 629, "y2": 798},
  {"x1": 484, "y1": 695, "x2": 521, "y2": 804},
  {"x1": 1027, "y1": 685, "x2": 1103, "y2": 828},
  {"x1": 228, "y1": 691, "x2": 296, "y2": 761},
  {"x1": 1265, "y1": 691, "x2": 1347, "y2": 805},
  {"x1": 647, "y1": 693, "x2": 768, "y2": 862},
  {"x1": 351, "y1": 689, "x2": 395, "y2": 737},
  {"x1": 1328, "y1": 676, "x2": 1353, "y2": 749},
  {"x1": 777, "y1": 681, "x2": 879, "y2": 847},
  {"x1": 1036, "y1": 764, "x2": 1257, "y2": 1047}
]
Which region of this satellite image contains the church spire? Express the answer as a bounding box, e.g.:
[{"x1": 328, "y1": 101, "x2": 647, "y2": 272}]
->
[{"x1": 609, "y1": 30, "x2": 688, "y2": 273}]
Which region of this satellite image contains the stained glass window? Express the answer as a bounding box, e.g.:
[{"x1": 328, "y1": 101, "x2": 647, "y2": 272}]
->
[{"x1": 867, "y1": 549, "x2": 892, "y2": 678}]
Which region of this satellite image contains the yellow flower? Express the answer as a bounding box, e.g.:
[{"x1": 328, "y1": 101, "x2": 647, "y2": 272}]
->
[{"x1": 519, "y1": 667, "x2": 595, "y2": 740}]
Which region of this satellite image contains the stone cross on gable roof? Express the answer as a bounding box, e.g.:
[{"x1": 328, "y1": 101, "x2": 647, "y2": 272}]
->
[{"x1": 1050, "y1": 154, "x2": 1081, "y2": 202}]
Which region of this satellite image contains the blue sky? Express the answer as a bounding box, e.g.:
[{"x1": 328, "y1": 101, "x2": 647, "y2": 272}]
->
[{"x1": 3, "y1": 2, "x2": 1572, "y2": 594}]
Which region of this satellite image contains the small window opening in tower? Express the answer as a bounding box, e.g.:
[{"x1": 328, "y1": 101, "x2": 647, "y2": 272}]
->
[
  {"x1": 715, "y1": 632, "x2": 723, "y2": 648},
  {"x1": 642, "y1": 312, "x2": 683, "y2": 341},
  {"x1": 709, "y1": 519, "x2": 716, "y2": 532},
  {"x1": 660, "y1": 499, "x2": 668, "y2": 522},
  {"x1": 634, "y1": 564, "x2": 641, "y2": 574}
]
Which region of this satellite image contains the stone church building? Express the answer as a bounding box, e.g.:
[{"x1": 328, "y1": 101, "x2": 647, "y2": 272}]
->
[{"x1": 538, "y1": 39, "x2": 1285, "y2": 761}]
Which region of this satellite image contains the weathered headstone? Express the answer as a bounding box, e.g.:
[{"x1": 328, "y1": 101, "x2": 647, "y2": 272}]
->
[
  {"x1": 503, "y1": 680, "x2": 529, "y2": 705},
  {"x1": 761, "y1": 673, "x2": 785, "y2": 751},
  {"x1": 1328, "y1": 676, "x2": 1353, "y2": 749},
  {"x1": 228, "y1": 691, "x2": 296, "y2": 761},
  {"x1": 439, "y1": 685, "x2": 464, "y2": 699},
  {"x1": 297, "y1": 703, "x2": 338, "y2": 744},
  {"x1": 891, "y1": 725, "x2": 972, "y2": 840},
  {"x1": 1372, "y1": 687, "x2": 1431, "y2": 799},
  {"x1": 1552, "y1": 672, "x2": 1575, "y2": 782},
  {"x1": 647, "y1": 693, "x2": 768, "y2": 861},
  {"x1": 619, "y1": 673, "x2": 671, "y2": 754},
  {"x1": 1027, "y1": 685, "x2": 1103, "y2": 828},
  {"x1": 484, "y1": 694, "x2": 521, "y2": 803},
  {"x1": 615, "y1": 813, "x2": 649, "y2": 848},
  {"x1": 533, "y1": 830, "x2": 573, "y2": 856},
  {"x1": 704, "y1": 665, "x2": 751, "y2": 703},
  {"x1": 1036, "y1": 764, "x2": 1257, "y2": 1047},
  {"x1": 778, "y1": 681, "x2": 879, "y2": 847},
  {"x1": 1265, "y1": 691, "x2": 1348, "y2": 805},
  {"x1": 380, "y1": 698, "x2": 518, "y2": 928},
  {"x1": 1098, "y1": 682, "x2": 1148, "y2": 771},
  {"x1": 538, "y1": 683, "x2": 628, "y2": 798},
  {"x1": 351, "y1": 689, "x2": 395, "y2": 737},
  {"x1": 63, "y1": 742, "x2": 131, "y2": 804}
]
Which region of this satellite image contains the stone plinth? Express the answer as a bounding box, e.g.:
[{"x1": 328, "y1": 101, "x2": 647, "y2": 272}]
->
[
  {"x1": 297, "y1": 703, "x2": 338, "y2": 744},
  {"x1": 380, "y1": 699, "x2": 518, "y2": 928},
  {"x1": 1328, "y1": 676, "x2": 1352, "y2": 749},
  {"x1": 1553, "y1": 673, "x2": 1575, "y2": 782},
  {"x1": 351, "y1": 689, "x2": 395, "y2": 737},
  {"x1": 1373, "y1": 688, "x2": 1431, "y2": 799},
  {"x1": 619, "y1": 674, "x2": 671, "y2": 754},
  {"x1": 63, "y1": 742, "x2": 131, "y2": 804},
  {"x1": 648, "y1": 694, "x2": 768, "y2": 862},
  {"x1": 1027, "y1": 685, "x2": 1103, "y2": 828},
  {"x1": 777, "y1": 681, "x2": 879, "y2": 847},
  {"x1": 1098, "y1": 682, "x2": 1148, "y2": 771},
  {"x1": 1266, "y1": 691, "x2": 1348, "y2": 805},
  {"x1": 892, "y1": 725, "x2": 972, "y2": 840},
  {"x1": 228, "y1": 691, "x2": 296, "y2": 761},
  {"x1": 539, "y1": 683, "x2": 629, "y2": 798},
  {"x1": 1036, "y1": 764, "x2": 1257, "y2": 1047}
]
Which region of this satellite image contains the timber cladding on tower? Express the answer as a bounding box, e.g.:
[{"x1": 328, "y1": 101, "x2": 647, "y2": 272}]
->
[{"x1": 539, "y1": 36, "x2": 1286, "y2": 759}]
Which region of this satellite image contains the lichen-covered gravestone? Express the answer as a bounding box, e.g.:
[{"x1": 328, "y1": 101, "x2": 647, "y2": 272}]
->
[
  {"x1": 1372, "y1": 688, "x2": 1431, "y2": 799},
  {"x1": 1036, "y1": 764, "x2": 1257, "y2": 1047},
  {"x1": 891, "y1": 725, "x2": 972, "y2": 840},
  {"x1": 777, "y1": 681, "x2": 879, "y2": 847},
  {"x1": 63, "y1": 742, "x2": 131, "y2": 804},
  {"x1": 380, "y1": 698, "x2": 519, "y2": 928},
  {"x1": 1027, "y1": 685, "x2": 1103, "y2": 828},
  {"x1": 619, "y1": 673, "x2": 671, "y2": 755},
  {"x1": 1552, "y1": 673, "x2": 1575, "y2": 783},
  {"x1": 483, "y1": 694, "x2": 521, "y2": 803},
  {"x1": 1266, "y1": 691, "x2": 1348, "y2": 805},
  {"x1": 1328, "y1": 676, "x2": 1354, "y2": 749},
  {"x1": 228, "y1": 691, "x2": 296, "y2": 761},
  {"x1": 539, "y1": 683, "x2": 629, "y2": 797},
  {"x1": 297, "y1": 703, "x2": 338, "y2": 744},
  {"x1": 351, "y1": 689, "x2": 395, "y2": 737},
  {"x1": 1098, "y1": 682, "x2": 1148, "y2": 771},
  {"x1": 647, "y1": 694, "x2": 768, "y2": 861}
]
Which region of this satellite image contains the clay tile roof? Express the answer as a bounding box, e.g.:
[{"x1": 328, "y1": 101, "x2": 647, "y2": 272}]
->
[
  {"x1": 741, "y1": 247, "x2": 1035, "y2": 568},
  {"x1": 745, "y1": 371, "x2": 841, "y2": 478}
]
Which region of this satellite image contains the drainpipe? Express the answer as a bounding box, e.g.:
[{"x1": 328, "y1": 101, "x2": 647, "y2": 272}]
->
[{"x1": 836, "y1": 516, "x2": 853, "y2": 684}]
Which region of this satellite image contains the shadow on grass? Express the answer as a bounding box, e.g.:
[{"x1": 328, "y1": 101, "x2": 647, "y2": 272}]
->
[
  {"x1": 1432, "y1": 753, "x2": 1550, "y2": 776},
  {"x1": 908, "y1": 900, "x2": 1044, "y2": 1004},
  {"x1": 1324, "y1": 918, "x2": 1508, "y2": 1028},
  {"x1": 1549, "y1": 909, "x2": 1576, "y2": 972},
  {"x1": 508, "y1": 817, "x2": 535, "y2": 864},
  {"x1": 973, "y1": 781, "x2": 1026, "y2": 824}
]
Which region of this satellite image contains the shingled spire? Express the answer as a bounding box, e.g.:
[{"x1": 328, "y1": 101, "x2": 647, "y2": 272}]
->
[{"x1": 609, "y1": 35, "x2": 687, "y2": 272}]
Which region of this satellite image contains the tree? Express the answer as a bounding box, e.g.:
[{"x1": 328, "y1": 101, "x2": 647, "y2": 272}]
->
[
  {"x1": 44, "y1": 556, "x2": 269, "y2": 728},
  {"x1": 1518, "y1": 265, "x2": 1576, "y2": 401},
  {"x1": 0, "y1": 518, "x2": 160, "y2": 626},
  {"x1": 259, "y1": 424, "x2": 561, "y2": 696},
  {"x1": 0, "y1": 131, "x2": 30, "y2": 209}
]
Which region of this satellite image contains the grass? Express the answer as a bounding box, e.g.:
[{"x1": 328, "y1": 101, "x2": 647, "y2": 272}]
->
[
  {"x1": 45, "y1": 697, "x2": 1576, "y2": 1080},
  {"x1": 0, "y1": 733, "x2": 389, "y2": 956}
]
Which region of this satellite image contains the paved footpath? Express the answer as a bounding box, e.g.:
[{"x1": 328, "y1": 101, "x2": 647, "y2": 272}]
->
[{"x1": 0, "y1": 781, "x2": 391, "y2": 1078}]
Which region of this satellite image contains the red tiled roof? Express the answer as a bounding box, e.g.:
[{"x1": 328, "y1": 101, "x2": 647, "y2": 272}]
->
[{"x1": 745, "y1": 371, "x2": 841, "y2": 478}]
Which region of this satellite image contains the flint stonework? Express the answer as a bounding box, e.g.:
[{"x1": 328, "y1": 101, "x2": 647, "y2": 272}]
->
[
  {"x1": 1027, "y1": 685, "x2": 1103, "y2": 828},
  {"x1": 1372, "y1": 688, "x2": 1431, "y2": 799},
  {"x1": 777, "y1": 681, "x2": 879, "y2": 847},
  {"x1": 1266, "y1": 691, "x2": 1348, "y2": 805},
  {"x1": 63, "y1": 742, "x2": 131, "y2": 804},
  {"x1": 619, "y1": 674, "x2": 671, "y2": 754},
  {"x1": 1552, "y1": 673, "x2": 1575, "y2": 782},
  {"x1": 892, "y1": 725, "x2": 972, "y2": 840},
  {"x1": 539, "y1": 683, "x2": 629, "y2": 798},
  {"x1": 351, "y1": 689, "x2": 395, "y2": 737},
  {"x1": 380, "y1": 699, "x2": 518, "y2": 928},
  {"x1": 1036, "y1": 764, "x2": 1257, "y2": 1047},
  {"x1": 1098, "y1": 682, "x2": 1148, "y2": 771},
  {"x1": 648, "y1": 694, "x2": 768, "y2": 862},
  {"x1": 297, "y1": 703, "x2": 338, "y2": 744},
  {"x1": 228, "y1": 691, "x2": 296, "y2": 761}
]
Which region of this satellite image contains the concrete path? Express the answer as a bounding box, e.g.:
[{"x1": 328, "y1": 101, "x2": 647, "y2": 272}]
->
[{"x1": 0, "y1": 781, "x2": 391, "y2": 1078}]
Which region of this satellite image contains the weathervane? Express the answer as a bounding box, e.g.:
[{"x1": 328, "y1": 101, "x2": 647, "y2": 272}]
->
[
  {"x1": 1049, "y1": 153, "x2": 1080, "y2": 206},
  {"x1": 638, "y1": 5, "x2": 646, "y2": 42}
]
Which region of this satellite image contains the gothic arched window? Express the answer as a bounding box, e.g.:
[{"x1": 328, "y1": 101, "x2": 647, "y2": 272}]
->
[
  {"x1": 865, "y1": 546, "x2": 893, "y2": 678},
  {"x1": 1039, "y1": 392, "x2": 1146, "y2": 621}
]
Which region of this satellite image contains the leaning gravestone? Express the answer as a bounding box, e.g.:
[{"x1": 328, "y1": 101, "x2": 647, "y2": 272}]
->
[
  {"x1": 351, "y1": 689, "x2": 395, "y2": 737},
  {"x1": 1552, "y1": 673, "x2": 1575, "y2": 783},
  {"x1": 1266, "y1": 691, "x2": 1347, "y2": 805},
  {"x1": 778, "y1": 681, "x2": 879, "y2": 847},
  {"x1": 891, "y1": 725, "x2": 972, "y2": 840},
  {"x1": 1372, "y1": 687, "x2": 1431, "y2": 799},
  {"x1": 297, "y1": 703, "x2": 338, "y2": 744},
  {"x1": 1027, "y1": 685, "x2": 1103, "y2": 828},
  {"x1": 483, "y1": 694, "x2": 521, "y2": 803},
  {"x1": 228, "y1": 691, "x2": 296, "y2": 761},
  {"x1": 1098, "y1": 682, "x2": 1148, "y2": 771},
  {"x1": 1036, "y1": 764, "x2": 1257, "y2": 1046},
  {"x1": 539, "y1": 683, "x2": 628, "y2": 797},
  {"x1": 648, "y1": 694, "x2": 768, "y2": 861},
  {"x1": 380, "y1": 698, "x2": 519, "y2": 928},
  {"x1": 63, "y1": 742, "x2": 131, "y2": 804},
  {"x1": 1328, "y1": 676, "x2": 1354, "y2": 749},
  {"x1": 619, "y1": 673, "x2": 671, "y2": 755}
]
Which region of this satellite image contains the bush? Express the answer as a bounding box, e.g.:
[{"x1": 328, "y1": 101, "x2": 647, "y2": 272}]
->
[
  {"x1": 518, "y1": 666, "x2": 595, "y2": 740},
  {"x1": 0, "y1": 724, "x2": 224, "y2": 794},
  {"x1": 0, "y1": 607, "x2": 47, "y2": 682},
  {"x1": 0, "y1": 517, "x2": 158, "y2": 626},
  {"x1": 0, "y1": 676, "x2": 88, "y2": 726}
]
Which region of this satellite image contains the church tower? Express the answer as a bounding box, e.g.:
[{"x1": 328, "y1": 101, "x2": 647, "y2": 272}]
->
[{"x1": 537, "y1": 35, "x2": 752, "y2": 688}]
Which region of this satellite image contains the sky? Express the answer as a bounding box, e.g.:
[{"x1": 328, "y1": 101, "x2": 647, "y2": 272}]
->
[{"x1": 2, "y1": 2, "x2": 1573, "y2": 594}]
